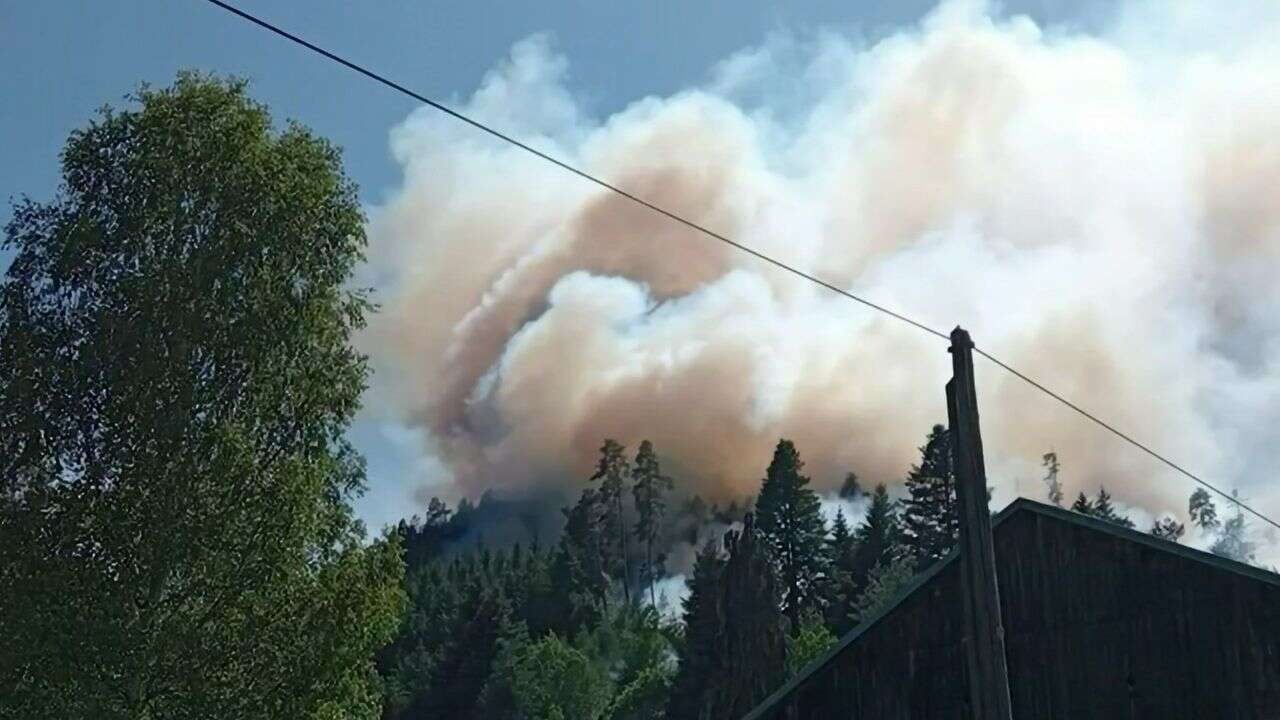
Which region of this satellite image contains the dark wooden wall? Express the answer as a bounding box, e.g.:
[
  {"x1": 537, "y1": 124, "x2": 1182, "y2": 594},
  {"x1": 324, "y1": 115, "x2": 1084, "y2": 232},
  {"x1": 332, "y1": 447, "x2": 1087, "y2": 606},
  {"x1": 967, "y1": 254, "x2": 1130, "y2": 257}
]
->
[{"x1": 753, "y1": 504, "x2": 1280, "y2": 720}]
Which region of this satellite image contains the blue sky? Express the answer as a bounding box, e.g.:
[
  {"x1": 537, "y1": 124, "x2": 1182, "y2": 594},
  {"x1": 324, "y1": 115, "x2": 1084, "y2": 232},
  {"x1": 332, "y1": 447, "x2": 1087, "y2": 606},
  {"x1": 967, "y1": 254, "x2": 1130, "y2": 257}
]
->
[{"x1": 2, "y1": 0, "x2": 1118, "y2": 530}]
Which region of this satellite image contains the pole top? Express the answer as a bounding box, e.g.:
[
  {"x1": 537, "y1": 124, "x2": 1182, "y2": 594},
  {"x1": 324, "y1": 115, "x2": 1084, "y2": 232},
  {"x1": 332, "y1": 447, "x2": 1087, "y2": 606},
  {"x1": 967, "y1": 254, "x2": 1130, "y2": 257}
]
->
[{"x1": 949, "y1": 326, "x2": 974, "y2": 352}]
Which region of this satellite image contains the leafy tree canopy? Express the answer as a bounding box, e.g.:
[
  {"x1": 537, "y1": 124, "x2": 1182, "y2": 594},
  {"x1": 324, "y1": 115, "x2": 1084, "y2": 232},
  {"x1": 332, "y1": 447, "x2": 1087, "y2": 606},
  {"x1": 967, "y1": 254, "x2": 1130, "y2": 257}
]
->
[{"x1": 0, "y1": 74, "x2": 403, "y2": 720}]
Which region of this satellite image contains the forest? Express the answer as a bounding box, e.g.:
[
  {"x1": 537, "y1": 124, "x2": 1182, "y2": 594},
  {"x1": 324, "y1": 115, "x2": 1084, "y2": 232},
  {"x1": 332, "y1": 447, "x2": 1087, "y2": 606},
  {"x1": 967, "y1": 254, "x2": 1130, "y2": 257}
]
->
[
  {"x1": 377, "y1": 434, "x2": 1256, "y2": 720},
  {"x1": 0, "y1": 75, "x2": 1262, "y2": 720}
]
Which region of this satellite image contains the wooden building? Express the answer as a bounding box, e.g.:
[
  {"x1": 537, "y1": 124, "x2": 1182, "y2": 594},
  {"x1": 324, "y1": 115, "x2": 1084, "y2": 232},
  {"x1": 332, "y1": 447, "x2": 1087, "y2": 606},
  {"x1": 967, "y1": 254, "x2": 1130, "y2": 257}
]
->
[{"x1": 744, "y1": 498, "x2": 1280, "y2": 719}]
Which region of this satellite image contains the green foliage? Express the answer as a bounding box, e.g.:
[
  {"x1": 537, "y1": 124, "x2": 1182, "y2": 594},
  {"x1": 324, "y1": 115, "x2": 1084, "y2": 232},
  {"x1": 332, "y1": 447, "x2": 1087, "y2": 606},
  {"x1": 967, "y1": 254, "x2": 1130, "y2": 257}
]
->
[
  {"x1": 420, "y1": 587, "x2": 513, "y2": 717},
  {"x1": 507, "y1": 634, "x2": 613, "y2": 720},
  {"x1": 821, "y1": 509, "x2": 856, "y2": 634},
  {"x1": 667, "y1": 540, "x2": 726, "y2": 720},
  {"x1": 902, "y1": 425, "x2": 959, "y2": 568},
  {"x1": 632, "y1": 440, "x2": 674, "y2": 607},
  {"x1": 381, "y1": 493, "x2": 679, "y2": 719},
  {"x1": 785, "y1": 612, "x2": 836, "y2": 678},
  {"x1": 592, "y1": 439, "x2": 634, "y2": 602},
  {"x1": 552, "y1": 488, "x2": 610, "y2": 631},
  {"x1": 0, "y1": 74, "x2": 403, "y2": 720},
  {"x1": 818, "y1": 483, "x2": 906, "y2": 635},
  {"x1": 578, "y1": 605, "x2": 676, "y2": 690},
  {"x1": 716, "y1": 514, "x2": 786, "y2": 718},
  {"x1": 850, "y1": 554, "x2": 916, "y2": 625},
  {"x1": 755, "y1": 439, "x2": 828, "y2": 623},
  {"x1": 379, "y1": 534, "x2": 568, "y2": 719},
  {"x1": 606, "y1": 661, "x2": 676, "y2": 720},
  {"x1": 580, "y1": 605, "x2": 677, "y2": 720},
  {"x1": 850, "y1": 485, "x2": 902, "y2": 590},
  {"x1": 666, "y1": 516, "x2": 786, "y2": 720},
  {"x1": 481, "y1": 606, "x2": 677, "y2": 720}
]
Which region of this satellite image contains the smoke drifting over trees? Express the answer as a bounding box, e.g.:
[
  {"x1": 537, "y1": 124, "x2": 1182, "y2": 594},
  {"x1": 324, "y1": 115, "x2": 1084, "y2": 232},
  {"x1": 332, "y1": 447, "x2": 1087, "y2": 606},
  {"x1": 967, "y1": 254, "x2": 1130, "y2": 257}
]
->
[{"x1": 358, "y1": 0, "x2": 1280, "y2": 541}]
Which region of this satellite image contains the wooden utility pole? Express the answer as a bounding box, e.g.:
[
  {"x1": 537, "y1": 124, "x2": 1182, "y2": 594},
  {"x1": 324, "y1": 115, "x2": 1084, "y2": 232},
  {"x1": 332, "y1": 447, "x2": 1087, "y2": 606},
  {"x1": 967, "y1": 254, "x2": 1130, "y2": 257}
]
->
[{"x1": 946, "y1": 326, "x2": 1014, "y2": 720}]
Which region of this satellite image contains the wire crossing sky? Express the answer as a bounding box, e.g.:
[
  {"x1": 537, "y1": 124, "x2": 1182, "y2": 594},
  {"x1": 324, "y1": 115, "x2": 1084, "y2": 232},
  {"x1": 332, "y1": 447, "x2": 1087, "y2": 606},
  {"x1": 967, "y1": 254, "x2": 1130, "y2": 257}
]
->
[{"x1": 202, "y1": 0, "x2": 1280, "y2": 534}]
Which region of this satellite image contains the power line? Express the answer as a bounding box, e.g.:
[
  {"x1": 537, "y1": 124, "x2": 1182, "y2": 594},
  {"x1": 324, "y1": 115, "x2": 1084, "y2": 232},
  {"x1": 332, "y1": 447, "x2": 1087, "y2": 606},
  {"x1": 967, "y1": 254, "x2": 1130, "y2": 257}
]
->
[
  {"x1": 976, "y1": 349, "x2": 1280, "y2": 533},
  {"x1": 200, "y1": 0, "x2": 1280, "y2": 534}
]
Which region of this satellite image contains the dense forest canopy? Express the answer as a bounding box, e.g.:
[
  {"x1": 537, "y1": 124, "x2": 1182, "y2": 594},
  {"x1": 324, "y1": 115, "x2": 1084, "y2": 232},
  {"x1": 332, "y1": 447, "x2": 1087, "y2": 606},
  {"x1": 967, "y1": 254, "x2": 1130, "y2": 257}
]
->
[{"x1": 1, "y1": 75, "x2": 1269, "y2": 720}]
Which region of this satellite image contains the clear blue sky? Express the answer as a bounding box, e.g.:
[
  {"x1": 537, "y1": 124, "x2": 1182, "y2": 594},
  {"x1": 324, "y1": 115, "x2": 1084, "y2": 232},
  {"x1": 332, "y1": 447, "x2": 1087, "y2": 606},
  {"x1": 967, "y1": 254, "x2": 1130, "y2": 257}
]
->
[{"x1": 1, "y1": 0, "x2": 1111, "y2": 529}]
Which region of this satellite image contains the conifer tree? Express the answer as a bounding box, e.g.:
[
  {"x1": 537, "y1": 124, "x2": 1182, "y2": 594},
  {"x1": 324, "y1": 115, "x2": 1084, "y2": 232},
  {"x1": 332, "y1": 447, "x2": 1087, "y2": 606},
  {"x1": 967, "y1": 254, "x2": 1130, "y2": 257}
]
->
[
  {"x1": 632, "y1": 439, "x2": 674, "y2": 607},
  {"x1": 1071, "y1": 491, "x2": 1094, "y2": 516},
  {"x1": 419, "y1": 586, "x2": 513, "y2": 718},
  {"x1": 827, "y1": 509, "x2": 856, "y2": 578},
  {"x1": 839, "y1": 471, "x2": 866, "y2": 499},
  {"x1": 821, "y1": 509, "x2": 859, "y2": 634},
  {"x1": 667, "y1": 540, "x2": 725, "y2": 720},
  {"x1": 716, "y1": 514, "x2": 786, "y2": 719},
  {"x1": 591, "y1": 439, "x2": 633, "y2": 603},
  {"x1": 850, "y1": 484, "x2": 902, "y2": 598},
  {"x1": 901, "y1": 425, "x2": 959, "y2": 568},
  {"x1": 755, "y1": 439, "x2": 828, "y2": 625},
  {"x1": 551, "y1": 488, "x2": 609, "y2": 631},
  {"x1": 1091, "y1": 487, "x2": 1135, "y2": 528}
]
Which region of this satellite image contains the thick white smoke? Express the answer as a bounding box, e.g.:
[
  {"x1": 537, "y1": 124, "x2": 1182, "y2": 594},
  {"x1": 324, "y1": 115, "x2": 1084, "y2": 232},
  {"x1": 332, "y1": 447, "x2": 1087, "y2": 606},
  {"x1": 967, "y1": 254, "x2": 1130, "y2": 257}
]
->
[{"x1": 358, "y1": 0, "x2": 1280, "y2": 555}]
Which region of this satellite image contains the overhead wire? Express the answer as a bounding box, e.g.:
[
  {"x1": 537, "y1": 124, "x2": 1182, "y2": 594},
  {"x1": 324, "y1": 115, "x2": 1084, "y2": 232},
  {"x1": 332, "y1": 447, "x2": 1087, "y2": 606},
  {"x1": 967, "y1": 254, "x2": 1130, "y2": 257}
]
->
[{"x1": 200, "y1": 0, "x2": 1280, "y2": 534}]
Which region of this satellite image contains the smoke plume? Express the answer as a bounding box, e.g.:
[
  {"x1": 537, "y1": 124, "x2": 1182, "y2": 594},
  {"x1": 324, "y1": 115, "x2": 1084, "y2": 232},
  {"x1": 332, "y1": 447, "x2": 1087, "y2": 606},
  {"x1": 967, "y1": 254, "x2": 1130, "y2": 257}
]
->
[{"x1": 357, "y1": 0, "x2": 1280, "y2": 548}]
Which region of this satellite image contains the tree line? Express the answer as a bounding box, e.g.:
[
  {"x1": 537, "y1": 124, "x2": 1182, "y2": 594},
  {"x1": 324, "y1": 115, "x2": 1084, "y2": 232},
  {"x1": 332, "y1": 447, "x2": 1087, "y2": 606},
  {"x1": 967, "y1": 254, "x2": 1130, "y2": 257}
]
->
[
  {"x1": 379, "y1": 437, "x2": 1264, "y2": 719},
  {"x1": 379, "y1": 427, "x2": 973, "y2": 719},
  {"x1": 1041, "y1": 452, "x2": 1258, "y2": 563}
]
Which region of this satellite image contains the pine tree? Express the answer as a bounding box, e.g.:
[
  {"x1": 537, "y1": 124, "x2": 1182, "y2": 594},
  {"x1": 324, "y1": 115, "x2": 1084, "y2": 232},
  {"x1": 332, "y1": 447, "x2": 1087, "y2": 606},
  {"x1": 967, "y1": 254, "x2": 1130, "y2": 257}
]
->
[
  {"x1": 850, "y1": 485, "x2": 901, "y2": 593},
  {"x1": 755, "y1": 439, "x2": 828, "y2": 625},
  {"x1": 1091, "y1": 487, "x2": 1135, "y2": 528},
  {"x1": 716, "y1": 514, "x2": 786, "y2": 719},
  {"x1": 551, "y1": 488, "x2": 609, "y2": 632},
  {"x1": 419, "y1": 586, "x2": 513, "y2": 718},
  {"x1": 827, "y1": 509, "x2": 856, "y2": 577},
  {"x1": 901, "y1": 425, "x2": 959, "y2": 568},
  {"x1": 839, "y1": 471, "x2": 866, "y2": 499},
  {"x1": 822, "y1": 509, "x2": 859, "y2": 634},
  {"x1": 590, "y1": 439, "x2": 634, "y2": 604},
  {"x1": 667, "y1": 540, "x2": 725, "y2": 720},
  {"x1": 1071, "y1": 491, "x2": 1094, "y2": 516},
  {"x1": 632, "y1": 440, "x2": 674, "y2": 607},
  {"x1": 1041, "y1": 451, "x2": 1064, "y2": 507}
]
